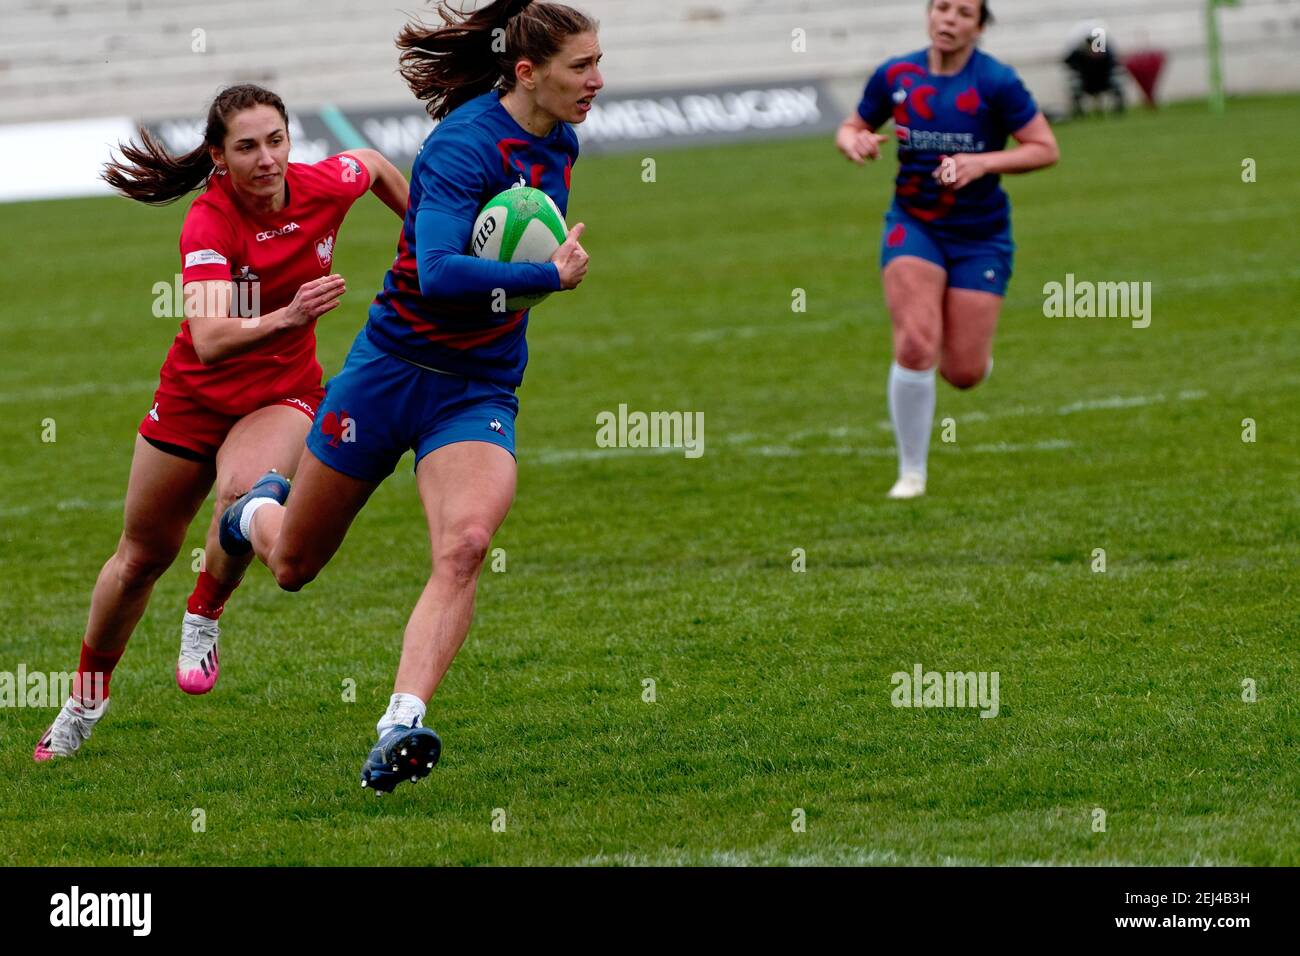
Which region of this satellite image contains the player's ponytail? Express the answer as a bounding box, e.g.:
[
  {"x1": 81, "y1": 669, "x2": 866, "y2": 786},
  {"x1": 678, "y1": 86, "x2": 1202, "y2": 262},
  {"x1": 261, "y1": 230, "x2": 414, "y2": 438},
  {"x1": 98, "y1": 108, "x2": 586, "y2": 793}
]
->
[
  {"x1": 101, "y1": 84, "x2": 289, "y2": 205},
  {"x1": 397, "y1": 0, "x2": 598, "y2": 120}
]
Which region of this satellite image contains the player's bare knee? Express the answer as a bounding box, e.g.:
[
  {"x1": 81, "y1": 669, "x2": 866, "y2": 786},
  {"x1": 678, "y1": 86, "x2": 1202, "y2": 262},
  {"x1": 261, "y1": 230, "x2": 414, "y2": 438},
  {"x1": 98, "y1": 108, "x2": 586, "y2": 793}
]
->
[
  {"x1": 435, "y1": 526, "x2": 492, "y2": 584},
  {"x1": 267, "y1": 545, "x2": 317, "y2": 592},
  {"x1": 214, "y1": 475, "x2": 255, "y2": 512},
  {"x1": 896, "y1": 329, "x2": 940, "y2": 370},
  {"x1": 941, "y1": 364, "x2": 985, "y2": 390},
  {"x1": 115, "y1": 537, "x2": 175, "y2": 590},
  {"x1": 271, "y1": 557, "x2": 314, "y2": 592}
]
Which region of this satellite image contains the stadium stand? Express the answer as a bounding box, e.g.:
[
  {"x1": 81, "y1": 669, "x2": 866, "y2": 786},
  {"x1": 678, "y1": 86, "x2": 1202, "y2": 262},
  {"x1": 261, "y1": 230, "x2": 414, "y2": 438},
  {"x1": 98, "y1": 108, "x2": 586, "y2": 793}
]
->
[{"x1": 2, "y1": 0, "x2": 1298, "y2": 123}]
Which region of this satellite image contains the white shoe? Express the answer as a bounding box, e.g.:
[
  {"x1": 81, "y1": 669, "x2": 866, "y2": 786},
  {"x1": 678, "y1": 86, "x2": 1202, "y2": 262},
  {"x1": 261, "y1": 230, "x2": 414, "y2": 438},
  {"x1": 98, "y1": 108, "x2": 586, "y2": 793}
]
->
[
  {"x1": 34, "y1": 696, "x2": 108, "y2": 761},
  {"x1": 177, "y1": 611, "x2": 220, "y2": 695},
  {"x1": 887, "y1": 471, "x2": 927, "y2": 499}
]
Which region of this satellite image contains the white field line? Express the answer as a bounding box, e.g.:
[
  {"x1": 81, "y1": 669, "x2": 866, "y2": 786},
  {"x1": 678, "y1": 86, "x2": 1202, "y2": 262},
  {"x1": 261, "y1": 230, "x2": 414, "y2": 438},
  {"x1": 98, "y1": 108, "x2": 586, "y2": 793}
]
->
[
  {"x1": 526, "y1": 437, "x2": 1071, "y2": 465},
  {"x1": 531, "y1": 445, "x2": 686, "y2": 465},
  {"x1": 7, "y1": 435, "x2": 1071, "y2": 515},
  {"x1": 1001, "y1": 262, "x2": 1300, "y2": 296},
  {"x1": 686, "y1": 318, "x2": 847, "y2": 344},
  {"x1": 876, "y1": 389, "x2": 1207, "y2": 431},
  {"x1": 0, "y1": 379, "x2": 156, "y2": 406},
  {"x1": 528, "y1": 389, "x2": 1205, "y2": 464},
  {"x1": 0, "y1": 497, "x2": 123, "y2": 519},
  {"x1": 722, "y1": 439, "x2": 1073, "y2": 460},
  {"x1": 1056, "y1": 389, "x2": 1207, "y2": 415},
  {"x1": 544, "y1": 318, "x2": 852, "y2": 356},
  {"x1": 1154, "y1": 264, "x2": 1300, "y2": 291}
]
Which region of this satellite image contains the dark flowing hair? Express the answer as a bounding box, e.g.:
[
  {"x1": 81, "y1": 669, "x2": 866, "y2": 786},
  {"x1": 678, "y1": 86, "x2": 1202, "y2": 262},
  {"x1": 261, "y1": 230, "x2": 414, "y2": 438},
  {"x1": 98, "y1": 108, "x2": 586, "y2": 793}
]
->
[
  {"x1": 929, "y1": 0, "x2": 994, "y2": 26},
  {"x1": 397, "y1": 0, "x2": 598, "y2": 120},
  {"x1": 101, "y1": 84, "x2": 289, "y2": 205}
]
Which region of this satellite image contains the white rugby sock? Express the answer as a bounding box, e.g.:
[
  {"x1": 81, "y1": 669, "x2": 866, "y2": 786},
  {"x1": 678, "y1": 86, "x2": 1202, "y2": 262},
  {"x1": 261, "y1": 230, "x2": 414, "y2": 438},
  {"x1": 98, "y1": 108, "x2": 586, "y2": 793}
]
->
[
  {"x1": 377, "y1": 692, "x2": 427, "y2": 738},
  {"x1": 888, "y1": 361, "x2": 936, "y2": 479},
  {"x1": 238, "y1": 497, "x2": 275, "y2": 542}
]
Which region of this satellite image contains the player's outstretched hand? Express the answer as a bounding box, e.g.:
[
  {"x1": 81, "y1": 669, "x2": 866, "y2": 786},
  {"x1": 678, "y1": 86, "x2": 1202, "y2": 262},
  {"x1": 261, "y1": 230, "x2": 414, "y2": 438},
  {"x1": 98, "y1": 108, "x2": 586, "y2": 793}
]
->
[
  {"x1": 286, "y1": 274, "x2": 347, "y2": 326},
  {"x1": 837, "y1": 127, "x2": 888, "y2": 165},
  {"x1": 551, "y1": 223, "x2": 589, "y2": 290}
]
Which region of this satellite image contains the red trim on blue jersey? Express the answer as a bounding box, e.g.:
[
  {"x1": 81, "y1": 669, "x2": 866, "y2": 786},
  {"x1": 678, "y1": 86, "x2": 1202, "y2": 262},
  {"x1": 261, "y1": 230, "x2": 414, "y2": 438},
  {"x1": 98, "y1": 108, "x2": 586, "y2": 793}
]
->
[{"x1": 376, "y1": 232, "x2": 526, "y2": 351}]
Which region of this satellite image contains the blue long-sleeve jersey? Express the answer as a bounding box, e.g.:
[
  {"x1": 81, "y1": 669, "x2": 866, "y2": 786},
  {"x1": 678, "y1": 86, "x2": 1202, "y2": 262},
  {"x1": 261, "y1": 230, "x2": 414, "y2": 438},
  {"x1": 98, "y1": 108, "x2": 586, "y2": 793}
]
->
[{"x1": 365, "y1": 90, "x2": 579, "y2": 386}]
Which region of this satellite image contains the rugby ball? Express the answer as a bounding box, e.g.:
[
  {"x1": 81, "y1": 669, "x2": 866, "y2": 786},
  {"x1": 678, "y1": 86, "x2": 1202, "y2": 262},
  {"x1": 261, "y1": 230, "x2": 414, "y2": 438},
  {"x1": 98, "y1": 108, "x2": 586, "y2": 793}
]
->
[{"x1": 469, "y1": 186, "x2": 567, "y2": 310}]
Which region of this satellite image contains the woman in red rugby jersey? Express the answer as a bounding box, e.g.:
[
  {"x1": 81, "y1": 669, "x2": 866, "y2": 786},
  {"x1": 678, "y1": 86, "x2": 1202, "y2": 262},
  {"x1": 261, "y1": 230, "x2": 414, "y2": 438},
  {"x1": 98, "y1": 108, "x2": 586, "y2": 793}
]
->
[{"x1": 35, "y1": 84, "x2": 408, "y2": 761}]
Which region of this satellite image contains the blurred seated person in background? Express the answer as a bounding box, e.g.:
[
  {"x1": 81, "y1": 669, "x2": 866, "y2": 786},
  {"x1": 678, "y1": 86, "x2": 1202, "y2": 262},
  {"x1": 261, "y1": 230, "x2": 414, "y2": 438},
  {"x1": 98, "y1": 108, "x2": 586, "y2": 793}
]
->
[{"x1": 1064, "y1": 22, "x2": 1126, "y2": 117}]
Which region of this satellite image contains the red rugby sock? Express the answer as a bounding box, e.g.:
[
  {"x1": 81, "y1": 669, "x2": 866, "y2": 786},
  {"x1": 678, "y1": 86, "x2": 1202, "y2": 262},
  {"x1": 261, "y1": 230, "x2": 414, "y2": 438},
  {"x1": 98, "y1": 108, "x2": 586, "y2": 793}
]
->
[
  {"x1": 186, "y1": 570, "x2": 242, "y2": 620},
  {"x1": 75, "y1": 641, "x2": 123, "y2": 706}
]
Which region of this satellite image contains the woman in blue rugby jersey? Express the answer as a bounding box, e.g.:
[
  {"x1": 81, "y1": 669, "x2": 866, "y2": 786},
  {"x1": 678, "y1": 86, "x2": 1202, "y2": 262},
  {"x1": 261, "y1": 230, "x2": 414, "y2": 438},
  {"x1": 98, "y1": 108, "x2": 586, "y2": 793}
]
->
[
  {"x1": 836, "y1": 0, "x2": 1059, "y2": 499},
  {"x1": 219, "y1": 0, "x2": 601, "y2": 792}
]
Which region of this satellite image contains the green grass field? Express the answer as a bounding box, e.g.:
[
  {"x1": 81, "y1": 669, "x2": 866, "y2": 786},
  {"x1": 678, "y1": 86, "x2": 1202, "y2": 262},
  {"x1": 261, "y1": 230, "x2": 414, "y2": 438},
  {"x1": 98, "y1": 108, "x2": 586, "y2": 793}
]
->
[{"x1": 1, "y1": 95, "x2": 1296, "y2": 866}]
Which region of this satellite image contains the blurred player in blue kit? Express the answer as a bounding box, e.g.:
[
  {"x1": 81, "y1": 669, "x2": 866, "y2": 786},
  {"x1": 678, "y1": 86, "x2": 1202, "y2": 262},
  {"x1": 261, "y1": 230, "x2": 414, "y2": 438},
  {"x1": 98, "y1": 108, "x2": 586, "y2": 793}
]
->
[{"x1": 836, "y1": 0, "x2": 1059, "y2": 499}]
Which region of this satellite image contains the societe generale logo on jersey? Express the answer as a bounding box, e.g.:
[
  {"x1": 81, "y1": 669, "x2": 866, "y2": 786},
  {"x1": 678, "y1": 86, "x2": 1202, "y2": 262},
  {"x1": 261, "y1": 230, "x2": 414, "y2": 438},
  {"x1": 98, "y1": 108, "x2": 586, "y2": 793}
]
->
[
  {"x1": 315, "y1": 230, "x2": 336, "y2": 268},
  {"x1": 255, "y1": 222, "x2": 300, "y2": 242}
]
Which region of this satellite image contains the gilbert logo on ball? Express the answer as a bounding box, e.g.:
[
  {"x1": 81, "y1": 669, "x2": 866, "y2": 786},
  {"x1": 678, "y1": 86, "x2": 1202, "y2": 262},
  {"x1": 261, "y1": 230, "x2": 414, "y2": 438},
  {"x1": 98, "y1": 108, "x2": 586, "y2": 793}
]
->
[{"x1": 470, "y1": 186, "x2": 567, "y2": 311}]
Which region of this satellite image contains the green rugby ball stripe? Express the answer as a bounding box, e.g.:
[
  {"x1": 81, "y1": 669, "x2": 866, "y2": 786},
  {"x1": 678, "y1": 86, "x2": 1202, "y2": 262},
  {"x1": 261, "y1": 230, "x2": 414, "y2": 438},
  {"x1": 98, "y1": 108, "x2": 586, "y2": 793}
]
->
[{"x1": 470, "y1": 186, "x2": 568, "y2": 311}]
